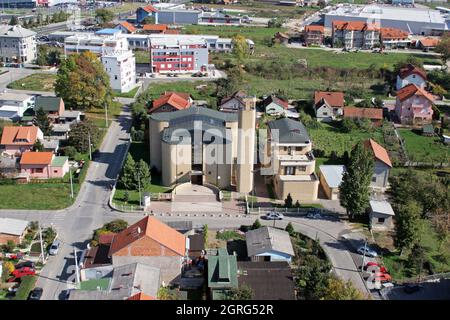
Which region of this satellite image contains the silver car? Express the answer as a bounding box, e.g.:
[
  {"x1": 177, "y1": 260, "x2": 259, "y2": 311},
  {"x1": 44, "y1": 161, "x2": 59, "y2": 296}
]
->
[
  {"x1": 357, "y1": 246, "x2": 378, "y2": 257},
  {"x1": 49, "y1": 239, "x2": 61, "y2": 256}
]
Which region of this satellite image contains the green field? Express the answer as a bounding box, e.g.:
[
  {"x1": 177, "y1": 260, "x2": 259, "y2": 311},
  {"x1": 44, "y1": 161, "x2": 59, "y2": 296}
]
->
[
  {"x1": 398, "y1": 129, "x2": 450, "y2": 163},
  {"x1": 7, "y1": 73, "x2": 56, "y2": 91}
]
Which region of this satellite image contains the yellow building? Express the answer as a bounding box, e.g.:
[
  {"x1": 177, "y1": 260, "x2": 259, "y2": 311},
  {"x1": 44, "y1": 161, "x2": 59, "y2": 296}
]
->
[{"x1": 262, "y1": 118, "x2": 319, "y2": 202}]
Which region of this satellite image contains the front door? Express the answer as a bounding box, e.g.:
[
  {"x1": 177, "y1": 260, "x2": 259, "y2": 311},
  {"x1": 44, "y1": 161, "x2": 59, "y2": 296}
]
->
[{"x1": 191, "y1": 174, "x2": 203, "y2": 185}]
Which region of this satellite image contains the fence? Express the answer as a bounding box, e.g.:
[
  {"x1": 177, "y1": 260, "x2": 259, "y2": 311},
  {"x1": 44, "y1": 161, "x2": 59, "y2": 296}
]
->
[{"x1": 246, "y1": 206, "x2": 325, "y2": 215}]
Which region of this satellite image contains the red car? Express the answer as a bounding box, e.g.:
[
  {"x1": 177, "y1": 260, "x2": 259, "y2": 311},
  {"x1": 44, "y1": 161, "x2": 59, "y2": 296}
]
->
[
  {"x1": 8, "y1": 267, "x2": 36, "y2": 282},
  {"x1": 365, "y1": 262, "x2": 388, "y2": 273},
  {"x1": 373, "y1": 272, "x2": 392, "y2": 283}
]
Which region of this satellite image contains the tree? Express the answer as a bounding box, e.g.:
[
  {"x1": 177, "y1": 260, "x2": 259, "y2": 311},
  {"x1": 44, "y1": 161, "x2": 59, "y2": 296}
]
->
[
  {"x1": 285, "y1": 222, "x2": 295, "y2": 236},
  {"x1": 43, "y1": 227, "x2": 57, "y2": 244},
  {"x1": 3, "y1": 240, "x2": 16, "y2": 252},
  {"x1": 67, "y1": 121, "x2": 101, "y2": 153},
  {"x1": 321, "y1": 277, "x2": 366, "y2": 300},
  {"x1": 34, "y1": 106, "x2": 52, "y2": 136},
  {"x1": 203, "y1": 224, "x2": 209, "y2": 244},
  {"x1": 33, "y1": 140, "x2": 44, "y2": 152},
  {"x1": 251, "y1": 219, "x2": 262, "y2": 230},
  {"x1": 435, "y1": 32, "x2": 450, "y2": 63},
  {"x1": 225, "y1": 284, "x2": 253, "y2": 300},
  {"x1": 136, "y1": 159, "x2": 151, "y2": 190},
  {"x1": 143, "y1": 16, "x2": 155, "y2": 24},
  {"x1": 55, "y1": 51, "x2": 112, "y2": 110},
  {"x1": 395, "y1": 200, "x2": 422, "y2": 255},
  {"x1": 123, "y1": 191, "x2": 129, "y2": 204},
  {"x1": 406, "y1": 243, "x2": 426, "y2": 276},
  {"x1": 63, "y1": 146, "x2": 77, "y2": 159},
  {"x1": 157, "y1": 287, "x2": 178, "y2": 300},
  {"x1": 95, "y1": 8, "x2": 114, "y2": 26},
  {"x1": 295, "y1": 255, "x2": 331, "y2": 300},
  {"x1": 36, "y1": 46, "x2": 49, "y2": 66},
  {"x1": 104, "y1": 219, "x2": 128, "y2": 233},
  {"x1": 339, "y1": 142, "x2": 374, "y2": 218},
  {"x1": 284, "y1": 193, "x2": 293, "y2": 208},
  {"x1": 9, "y1": 16, "x2": 19, "y2": 25},
  {"x1": 232, "y1": 34, "x2": 249, "y2": 62},
  {"x1": 120, "y1": 154, "x2": 137, "y2": 190}
]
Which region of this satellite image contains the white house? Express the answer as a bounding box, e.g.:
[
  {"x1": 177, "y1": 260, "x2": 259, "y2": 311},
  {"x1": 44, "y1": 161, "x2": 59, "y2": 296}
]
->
[
  {"x1": 0, "y1": 92, "x2": 34, "y2": 121},
  {"x1": 101, "y1": 50, "x2": 136, "y2": 93},
  {"x1": 262, "y1": 95, "x2": 289, "y2": 116},
  {"x1": 396, "y1": 64, "x2": 427, "y2": 91},
  {"x1": 245, "y1": 227, "x2": 295, "y2": 263},
  {"x1": 369, "y1": 200, "x2": 395, "y2": 231}
]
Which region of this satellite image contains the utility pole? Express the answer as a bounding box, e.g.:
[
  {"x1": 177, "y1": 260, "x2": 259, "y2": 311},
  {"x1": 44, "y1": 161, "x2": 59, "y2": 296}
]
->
[
  {"x1": 38, "y1": 222, "x2": 45, "y2": 264},
  {"x1": 88, "y1": 133, "x2": 92, "y2": 161},
  {"x1": 69, "y1": 167, "x2": 74, "y2": 199},
  {"x1": 361, "y1": 239, "x2": 368, "y2": 272},
  {"x1": 73, "y1": 247, "x2": 80, "y2": 286}
]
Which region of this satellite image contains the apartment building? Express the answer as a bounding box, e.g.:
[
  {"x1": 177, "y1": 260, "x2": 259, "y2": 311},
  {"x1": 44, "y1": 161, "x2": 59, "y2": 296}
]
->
[
  {"x1": 263, "y1": 118, "x2": 319, "y2": 202},
  {"x1": 150, "y1": 37, "x2": 208, "y2": 74},
  {"x1": 303, "y1": 25, "x2": 324, "y2": 46},
  {"x1": 64, "y1": 33, "x2": 129, "y2": 56},
  {"x1": 0, "y1": 24, "x2": 36, "y2": 63},
  {"x1": 332, "y1": 21, "x2": 380, "y2": 49},
  {"x1": 101, "y1": 50, "x2": 136, "y2": 93}
]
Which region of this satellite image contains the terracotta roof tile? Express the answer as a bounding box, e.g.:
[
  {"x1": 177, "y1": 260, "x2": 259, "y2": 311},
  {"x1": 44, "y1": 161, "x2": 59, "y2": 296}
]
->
[
  {"x1": 305, "y1": 25, "x2": 324, "y2": 33},
  {"x1": 398, "y1": 64, "x2": 427, "y2": 80},
  {"x1": 314, "y1": 91, "x2": 344, "y2": 108},
  {"x1": 164, "y1": 29, "x2": 180, "y2": 35},
  {"x1": 127, "y1": 292, "x2": 156, "y2": 300},
  {"x1": 343, "y1": 107, "x2": 383, "y2": 120},
  {"x1": 109, "y1": 216, "x2": 186, "y2": 257},
  {"x1": 380, "y1": 27, "x2": 409, "y2": 40},
  {"x1": 0, "y1": 126, "x2": 40, "y2": 146},
  {"x1": 396, "y1": 83, "x2": 434, "y2": 103},
  {"x1": 333, "y1": 20, "x2": 379, "y2": 31},
  {"x1": 141, "y1": 5, "x2": 158, "y2": 13},
  {"x1": 149, "y1": 92, "x2": 191, "y2": 113},
  {"x1": 19, "y1": 152, "x2": 53, "y2": 165},
  {"x1": 143, "y1": 24, "x2": 167, "y2": 32},
  {"x1": 364, "y1": 139, "x2": 392, "y2": 167},
  {"x1": 119, "y1": 21, "x2": 137, "y2": 33},
  {"x1": 419, "y1": 37, "x2": 440, "y2": 47}
]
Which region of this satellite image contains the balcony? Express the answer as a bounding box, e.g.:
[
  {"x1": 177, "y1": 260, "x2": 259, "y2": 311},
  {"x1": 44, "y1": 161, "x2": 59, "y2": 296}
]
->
[{"x1": 277, "y1": 151, "x2": 315, "y2": 164}]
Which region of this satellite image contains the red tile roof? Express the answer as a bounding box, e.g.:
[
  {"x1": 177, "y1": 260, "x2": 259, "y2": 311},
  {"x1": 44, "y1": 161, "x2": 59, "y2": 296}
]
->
[
  {"x1": 143, "y1": 24, "x2": 168, "y2": 32},
  {"x1": 398, "y1": 64, "x2": 427, "y2": 80},
  {"x1": 127, "y1": 293, "x2": 156, "y2": 300},
  {"x1": 419, "y1": 37, "x2": 440, "y2": 48},
  {"x1": 109, "y1": 216, "x2": 186, "y2": 257},
  {"x1": 149, "y1": 92, "x2": 191, "y2": 113},
  {"x1": 164, "y1": 29, "x2": 180, "y2": 35},
  {"x1": 141, "y1": 5, "x2": 158, "y2": 13},
  {"x1": 396, "y1": 83, "x2": 435, "y2": 103},
  {"x1": 343, "y1": 107, "x2": 383, "y2": 120},
  {"x1": 314, "y1": 91, "x2": 344, "y2": 108},
  {"x1": 220, "y1": 90, "x2": 247, "y2": 105},
  {"x1": 119, "y1": 21, "x2": 137, "y2": 33},
  {"x1": 20, "y1": 152, "x2": 53, "y2": 165},
  {"x1": 263, "y1": 95, "x2": 289, "y2": 109},
  {"x1": 364, "y1": 139, "x2": 392, "y2": 168},
  {"x1": 305, "y1": 25, "x2": 324, "y2": 33},
  {"x1": 380, "y1": 27, "x2": 409, "y2": 40},
  {"x1": 0, "y1": 126, "x2": 40, "y2": 146},
  {"x1": 333, "y1": 20, "x2": 379, "y2": 31}
]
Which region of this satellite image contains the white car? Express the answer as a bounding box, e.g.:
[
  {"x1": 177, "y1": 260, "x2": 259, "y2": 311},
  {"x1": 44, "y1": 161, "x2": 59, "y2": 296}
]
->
[
  {"x1": 49, "y1": 239, "x2": 61, "y2": 256},
  {"x1": 357, "y1": 246, "x2": 378, "y2": 257},
  {"x1": 264, "y1": 212, "x2": 284, "y2": 220},
  {"x1": 307, "y1": 213, "x2": 322, "y2": 219}
]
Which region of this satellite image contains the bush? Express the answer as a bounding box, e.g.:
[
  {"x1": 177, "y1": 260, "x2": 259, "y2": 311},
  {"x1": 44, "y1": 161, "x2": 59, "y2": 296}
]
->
[
  {"x1": 251, "y1": 219, "x2": 262, "y2": 230},
  {"x1": 285, "y1": 222, "x2": 295, "y2": 236},
  {"x1": 216, "y1": 230, "x2": 244, "y2": 241},
  {"x1": 63, "y1": 146, "x2": 77, "y2": 159}
]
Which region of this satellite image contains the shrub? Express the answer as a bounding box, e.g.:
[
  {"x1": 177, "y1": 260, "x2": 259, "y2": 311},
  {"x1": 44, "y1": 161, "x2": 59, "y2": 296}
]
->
[{"x1": 251, "y1": 219, "x2": 262, "y2": 230}]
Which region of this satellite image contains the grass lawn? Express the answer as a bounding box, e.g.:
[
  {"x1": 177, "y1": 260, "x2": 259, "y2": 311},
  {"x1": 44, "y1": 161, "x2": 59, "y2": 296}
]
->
[
  {"x1": 114, "y1": 86, "x2": 140, "y2": 98},
  {"x1": 134, "y1": 50, "x2": 150, "y2": 64},
  {"x1": 85, "y1": 101, "x2": 122, "y2": 129},
  {"x1": 7, "y1": 73, "x2": 56, "y2": 91},
  {"x1": 398, "y1": 128, "x2": 450, "y2": 163}
]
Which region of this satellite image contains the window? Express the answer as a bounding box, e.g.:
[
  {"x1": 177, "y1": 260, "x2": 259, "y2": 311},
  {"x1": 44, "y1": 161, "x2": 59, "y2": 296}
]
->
[
  {"x1": 372, "y1": 176, "x2": 376, "y2": 182},
  {"x1": 284, "y1": 166, "x2": 295, "y2": 175},
  {"x1": 377, "y1": 217, "x2": 385, "y2": 224},
  {"x1": 35, "y1": 168, "x2": 43, "y2": 173}
]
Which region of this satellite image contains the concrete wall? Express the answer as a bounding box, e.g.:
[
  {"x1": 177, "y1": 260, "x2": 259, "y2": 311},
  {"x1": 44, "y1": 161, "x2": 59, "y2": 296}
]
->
[
  {"x1": 370, "y1": 212, "x2": 394, "y2": 231},
  {"x1": 371, "y1": 160, "x2": 390, "y2": 189},
  {"x1": 149, "y1": 118, "x2": 168, "y2": 171},
  {"x1": 273, "y1": 175, "x2": 319, "y2": 202}
]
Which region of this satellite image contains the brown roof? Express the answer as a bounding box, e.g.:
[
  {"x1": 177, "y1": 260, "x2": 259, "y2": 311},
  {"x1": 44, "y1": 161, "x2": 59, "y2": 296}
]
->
[
  {"x1": 343, "y1": 107, "x2": 383, "y2": 120},
  {"x1": 305, "y1": 25, "x2": 324, "y2": 33},
  {"x1": 396, "y1": 83, "x2": 435, "y2": 103},
  {"x1": 314, "y1": 91, "x2": 344, "y2": 108},
  {"x1": 119, "y1": 21, "x2": 137, "y2": 33},
  {"x1": 127, "y1": 293, "x2": 156, "y2": 300},
  {"x1": 398, "y1": 64, "x2": 427, "y2": 80},
  {"x1": 262, "y1": 95, "x2": 289, "y2": 109},
  {"x1": 380, "y1": 27, "x2": 409, "y2": 40},
  {"x1": 220, "y1": 90, "x2": 247, "y2": 105},
  {"x1": 109, "y1": 216, "x2": 186, "y2": 257},
  {"x1": 333, "y1": 20, "x2": 379, "y2": 31},
  {"x1": 419, "y1": 37, "x2": 440, "y2": 48},
  {"x1": 364, "y1": 139, "x2": 392, "y2": 168},
  {"x1": 19, "y1": 152, "x2": 53, "y2": 165},
  {"x1": 149, "y1": 92, "x2": 191, "y2": 113},
  {"x1": 0, "y1": 126, "x2": 40, "y2": 146},
  {"x1": 143, "y1": 24, "x2": 167, "y2": 32},
  {"x1": 164, "y1": 29, "x2": 180, "y2": 35},
  {"x1": 274, "y1": 32, "x2": 290, "y2": 39},
  {"x1": 141, "y1": 5, "x2": 158, "y2": 13}
]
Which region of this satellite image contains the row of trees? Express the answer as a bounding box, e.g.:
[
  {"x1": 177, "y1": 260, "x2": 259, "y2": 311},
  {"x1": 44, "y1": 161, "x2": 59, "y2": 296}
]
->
[
  {"x1": 10, "y1": 12, "x2": 71, "y2": 28},
  {"x1": 120, "y1": 154, "x2": 151, "y2": 191}
]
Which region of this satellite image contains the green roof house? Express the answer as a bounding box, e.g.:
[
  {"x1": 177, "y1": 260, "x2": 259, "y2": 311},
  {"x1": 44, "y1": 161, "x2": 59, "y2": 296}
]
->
[
  {"x1": 207, "y1": 248, "x2": 238, "y2": 300},
  {"x1": 34, "y1": 96, "x2": 65, "y2": 120}
]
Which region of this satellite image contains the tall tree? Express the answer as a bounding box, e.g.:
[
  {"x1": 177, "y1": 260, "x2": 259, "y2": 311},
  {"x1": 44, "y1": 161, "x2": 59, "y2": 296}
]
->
[
  {"x1": 67, "y1": 121, "x2": 101, "y2": 153},
  {"x1": 34, "y1": 106, "x2": 52, "y2": 136},
  {"x1": 9, "y1": 16, "x2": 19, "y2": 26},
  {"x1": 120, "y1": 154, "x2": 136, "y2": 190},
  {"x1": 321, "y1": 277, "x2": 366, "y2": 300},
  {"x1": 232, "y1": 34, "x2": 249, "y2": 62},
  {"x1": 339, "y1": 142, "x2": 374, "y2": 218},
  {"x1": 95, "y1": 8, "x2": 114, "y2": 26},
  {"x1": 135, "y1": 159, "x2": 151, "y2": 190},
  {"x1": 435, "y1": 32, "x2": 450, "y2": 63},
  {"x1": 295, "y1": 255, "x2": 331, "y2": 300},
  {"x1": 55, "y1": 51, "x2": 112, "y2": 110},
  {"x1": 395, "y1": 200, "x2": 422, "y2": 255}
]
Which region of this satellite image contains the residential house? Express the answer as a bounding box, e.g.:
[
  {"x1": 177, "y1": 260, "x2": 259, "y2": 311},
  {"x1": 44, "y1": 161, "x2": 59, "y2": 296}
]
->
[
  {"x1": 108, "y1": 216, "x2": 189, "y2": 284},
  {"x1": 396, "y1": 64, "x2": 427, "y2": 91},
  {"x1": 19, "y1": 152, "x2": 69, "y2": 179},
  {"x1": 369, "y1": 200, "x2": 395, "y2": 231},
  {"x1": 395, "y1": 83, "x2": 434, "y2": 125},
  {"x1": 273, "y1": 32, "x2": 290, "y2": 44},
  {"x1": 380, "y1": 27, "x2": 410, "y2": 49},
  {"x1": 115, "y1": 21, "x2": 137, "y2": 34},
  {"x1": 314, "y1": 91, "x2": 344, "y2": 122},
  {"x1": 263, "y1": 118, "x2": 319, "y2": 202},
  {"x1": 303, "y1": 25, "x2": 324, "y2": 46},
  {"x1": 0, "y1": 25, "x2": 36, "y2": 63},
  {"x1": 416, "y1": 37, "x2": 440, "y2": 51},
  {"x1": 0, "y1": 218, "x2": 29, "y2": 245},
  {"x1": 363, "y1": 139, "x2": 392, "y2": 190},
  {"x1": 142, "y1": 24, "x2": 168, "y2": 34},
  {"x1": 69, "y1": 263, "x2": 161, "y2": 300},
  {"x1": 218, "y1": 90, "x2": 250, "y2": 112},
  {"x1": 207, "y1": 248, "x2": 238, "y2": 300},
  {"x1": 262, "y1": 95, "x2": 289, "y2": 116},
  {"x1": 59, "y1": 110, "x2": 82, "y2": 124},
  {"x1": 148, "y1": 92, "x2": 192, "y2": 113},
  {"x1": 343, "y1": 107, "x2": 383, "y2": 126},
  {"x1": 50, "y1": 123, "x2": 71, "y2": 141},
  {"x1": 101, "y1": 50, "x2": 136, "y2": 93},
  {"x1": 332, "y1": 21, "x2": 380, "y2": 50},
  {"x1": 136, "y1": 5, "x2": 158, "y2": 24},
  {"x1": 237, "y1": 261, "x2": 296, "y2": 300},
  {"x1": 0, "y1": 126, "x2": 43, "y2": 156},
  {"x1": 34, "y1": 96, "x2": 65, "y2": 122},
  {"x1": 0, "y1": 93, "x2": 34, "y2": 121},
  {"x1": 245, "y1": 227, "x2": 295, "y2": 263},
  {"x1": 319, "y1": 165, "x2": 346, "y2": 200}
]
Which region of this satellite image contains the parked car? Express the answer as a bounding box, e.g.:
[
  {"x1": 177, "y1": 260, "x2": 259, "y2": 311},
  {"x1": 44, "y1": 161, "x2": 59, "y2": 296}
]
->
[
  {"x1": 306, "y1": 212, "x2": 322, "y2": 219},
  {"x1": 28, "y1": 287, "x2": 43, "y2": 300},
  {"x1": 15, "y1": 261, "x2": 35, "y2": 269},
  {"x1": 373, "y1": 272, "x2": 392, "y2": 283},
  {"x1": 404, "y1": 284, "x2": 423, "y2": 294},
  {"x1": 8, "y1": 267, "x2": 36, "y2": 282},
  {"x1": 264, "y1": 212, "x2": 284, "y2": 220},
  {"x1": 357, "y1": 246, "x2": 378, "y2": 257},
  {"x1": 364, "y1": 262, "x2": 388, "y2": 273},
  {"x1": 49, "y1": 239, "x2": 61, "y2": 256}
]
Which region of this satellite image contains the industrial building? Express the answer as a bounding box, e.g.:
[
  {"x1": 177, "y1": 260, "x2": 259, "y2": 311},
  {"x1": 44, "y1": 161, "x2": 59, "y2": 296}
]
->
[
  {"x1": 324, "y1": 4, "x2": 449, "y2": 35},
  {"x1": 0, "y1": 0, "x2": 77, "y2": 8}
]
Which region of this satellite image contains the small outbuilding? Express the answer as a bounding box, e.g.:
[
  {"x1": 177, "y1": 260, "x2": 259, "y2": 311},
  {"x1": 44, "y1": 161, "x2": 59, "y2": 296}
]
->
[
  {"x1": 319, "y1": 165, "x2": 346, "y2": 200},
  {"x1": 245, "y1": 227, "x2": 294, "y2": 263},
  {"x1": 369, "y1": 200, "x2": 395, "y2": 231},
  {"x1": 0, "y1": 218, "x2": 29, "y2": 245}
]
